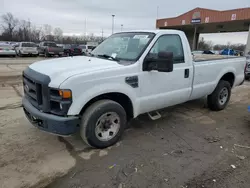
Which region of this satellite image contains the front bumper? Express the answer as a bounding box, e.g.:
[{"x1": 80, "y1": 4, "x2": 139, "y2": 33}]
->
[
  {"x1": 48, "y1": 52, "x2": 64, "y2": 55},
  {"x1": 21, "y1": 51, "x2": 38, "y2": 55},
  {"x1": 22, "y1": 96, "x2": 80, "y2": 136},
  {"x1": 245, "y1": 72, "x2": 250, "y2": 79},
  {"x1": 0, "y1": 51, "x2": 16, "y2": 55}
]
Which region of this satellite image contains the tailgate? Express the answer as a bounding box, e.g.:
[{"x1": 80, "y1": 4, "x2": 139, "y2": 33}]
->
[
  {"x1": 49, "y1": 47, "x2": 63, "y2": 52},
  {"x1": 0, "y1": 45, "x2": 14, "y2": 51},
  {"x1": 22, "y1": 47, "x2": 37, "y2": 51}
]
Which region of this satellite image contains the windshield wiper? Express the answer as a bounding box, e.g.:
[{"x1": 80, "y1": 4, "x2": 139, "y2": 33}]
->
[{"x1": 96, "y1": 54, "x2": 119, "y2": 62}]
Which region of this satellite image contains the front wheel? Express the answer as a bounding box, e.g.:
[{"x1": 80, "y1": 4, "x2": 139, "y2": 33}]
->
[
  {"x1": 207, "y1": 80, "x2": 231, "y2": 111},
  {"x1": 80, "y1": 100, "x2": 127, "y2": 148}
]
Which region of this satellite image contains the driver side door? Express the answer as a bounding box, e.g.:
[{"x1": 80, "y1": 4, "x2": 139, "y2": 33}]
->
[{"x1": 139, "y1": 34, "x2": 193, "y2": 114}]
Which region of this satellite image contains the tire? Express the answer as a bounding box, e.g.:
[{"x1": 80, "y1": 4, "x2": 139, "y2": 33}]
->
[
  {"x1": 207, "y1": 80, "x2": 231, "y2": 111},
  {"x1": 18, "y1": 50, "x2": 23, "y2": 57},
  {"x1": 80, "y1": 100, "x2": 127, "y2": 148},
  {"x1": 44, "y1": 50, "x2": 50, "y2": 57}
]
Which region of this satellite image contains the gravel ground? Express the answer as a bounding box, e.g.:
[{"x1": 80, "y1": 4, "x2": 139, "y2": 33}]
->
[
  {"x1": 0, "y1": 57, "x2": 249, "y2": 188},
  {"x1": 47, "y1": 83, "x2": 250, "y2": 188}
]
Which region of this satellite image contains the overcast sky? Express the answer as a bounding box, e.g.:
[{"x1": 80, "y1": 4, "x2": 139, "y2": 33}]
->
[{"x1": 1, "y1": 0, "x2": 250, "y2": 44}]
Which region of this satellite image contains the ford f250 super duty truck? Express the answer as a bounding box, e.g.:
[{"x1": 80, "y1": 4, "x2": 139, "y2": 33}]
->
[{"x1": 22, "y1": 30, "x2": 246, "y2": 148}]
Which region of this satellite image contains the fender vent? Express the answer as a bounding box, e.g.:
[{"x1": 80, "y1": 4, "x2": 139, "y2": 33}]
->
[{"x1": 125, "y1": 76, "x2": 138, "y2": 88}]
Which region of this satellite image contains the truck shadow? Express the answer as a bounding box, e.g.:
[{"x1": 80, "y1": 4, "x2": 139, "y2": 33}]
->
[{"x1": 128, "y1": 97, "x2": 207, "y2": 130}]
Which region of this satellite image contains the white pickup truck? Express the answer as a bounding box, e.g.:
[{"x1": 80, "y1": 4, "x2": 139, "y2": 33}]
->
[{"x1": 22, "y1": 30, "x2": 246, "y2": 148}]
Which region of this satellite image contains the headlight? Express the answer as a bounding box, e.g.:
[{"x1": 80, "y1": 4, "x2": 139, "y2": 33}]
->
[
  {"x1": 59, "y1": 89, "x2": 72, "y2": 99},
  {"x1": 49, "y1": 88, "x2": 72, "y2": 116}
]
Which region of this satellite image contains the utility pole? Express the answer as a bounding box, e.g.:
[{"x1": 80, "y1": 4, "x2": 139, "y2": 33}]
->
[
  {"x1": 101, "y1": 28, "x2": 104, "y2": 41},
  {"x1": 28, "y1": 18, "x2": 31, "y2": 42},
  {"x1": 84, "y1": 18, "x2": 87, "y2": 36},
  {"x1": 112, "y1": 15, "x2": 115, "y2": 34},
  {"x1": 192, "y1": 26, "x2": 197, "y2": 51},
  {"x1": 121, "y1": 24, "x2": 123, "y2": 31}
]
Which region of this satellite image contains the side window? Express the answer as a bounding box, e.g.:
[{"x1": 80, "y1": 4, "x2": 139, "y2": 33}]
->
[{"x1": 148, "y1": 35, "x2": 185, "y2": 64}]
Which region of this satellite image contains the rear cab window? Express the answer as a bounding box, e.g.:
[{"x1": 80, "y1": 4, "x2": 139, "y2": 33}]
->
[
  {"x1": 44, "y1": 42, "x2": 57, "y2": 47},
  {"x1": 21, "y1": 43, "x2": 37, "y2": 47},
  {"x1": 87, "y1": 46, "x2": 94, "y2": 50}
]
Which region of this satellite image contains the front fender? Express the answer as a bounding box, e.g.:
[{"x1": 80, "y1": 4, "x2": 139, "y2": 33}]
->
[{"x1": 67, "y1": 83, "x2": 139, "y2": 117}]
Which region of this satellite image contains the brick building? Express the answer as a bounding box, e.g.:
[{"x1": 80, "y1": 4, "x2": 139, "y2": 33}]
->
[{"x1": 156, "y1": 7, "x2": 250, "y2": 53}]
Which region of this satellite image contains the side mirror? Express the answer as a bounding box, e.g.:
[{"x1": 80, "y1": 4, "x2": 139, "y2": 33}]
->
[{"x1": 143, "y1": 51, "x2": 174, "y2": 72}]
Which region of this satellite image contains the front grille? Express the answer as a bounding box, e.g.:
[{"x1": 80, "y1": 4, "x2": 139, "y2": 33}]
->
[
  {"x1": 23, "y1": 67, "x2": 51, "y2": 112},
  {"x1": 23, "y1": 74, "x2": 43, "y2": 108}
]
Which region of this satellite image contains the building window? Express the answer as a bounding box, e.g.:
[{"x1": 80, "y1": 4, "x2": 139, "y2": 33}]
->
[
  {"x1": 231, "y1": 14, "x2": 236, "y2": 20},
  {"x1": 205, "y1": 17, "x2": 209, "y2": 23}
]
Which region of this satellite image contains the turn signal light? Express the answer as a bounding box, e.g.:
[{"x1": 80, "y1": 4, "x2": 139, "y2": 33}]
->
[{"x1": 59, "y1": 90, "x2": 72, "y2": 99}]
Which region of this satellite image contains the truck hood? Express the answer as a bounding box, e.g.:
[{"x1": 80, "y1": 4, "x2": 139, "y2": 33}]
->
[{"x1": 29, "y1": 56, "x2": 123, "y2": 84}]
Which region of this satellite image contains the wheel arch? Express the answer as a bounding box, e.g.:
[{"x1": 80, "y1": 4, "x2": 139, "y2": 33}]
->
[
  {"x1": 219, "y1": 72, "x2": 235, "y2": 87},
  {"x1": 66, "y1": 82, "x2": 139, "y2": 119},
  {"x1": 80, "y1": 92, "x2": 134, "y2": 121}
]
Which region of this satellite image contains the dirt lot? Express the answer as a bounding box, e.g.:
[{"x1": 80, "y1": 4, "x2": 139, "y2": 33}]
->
[
  {"x1": 0, "y1": 57, "x2": 250, "y2": 188},
  {"x1": 0, "y1": 57, "x2": 45, "y2": 86}
]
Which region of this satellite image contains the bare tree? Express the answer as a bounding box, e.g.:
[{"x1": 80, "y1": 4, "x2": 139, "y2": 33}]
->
[
  {"x1": 54, "y1": 27, "x2": 63, "y2": 36},
  {"x1": 19, "y1": 20, "x2": 30, "y2": 41},
  {"x1": 53, "y1": 27, "x2": 63, "y2": 42},
  {"x1": 1, "y1": 12, "x2": 19, "y2": 40},
  {"x1": 0, "y1": 12, "x2": 104, "y2": 43},
  {"x1": 30, "y1": 26, "x2": 42, "y2": 42},
  {"x1": 198, "y1": 37, "x2": 213, "y2": 51},
  {"x1": 43, "y1": 24, "x2": 52, "y2": 36}
]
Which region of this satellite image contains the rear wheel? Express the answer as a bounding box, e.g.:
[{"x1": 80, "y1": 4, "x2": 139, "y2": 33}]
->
[
  {"x1": 44, "y1": 50, "x2": 50, "y2": 57},
  {"x1": 18, "y1": 50, "x2": 23, "y2": 57},
  {"x1": 207, "y1": 80, "x2": 231, "y2": 111},
  {"x1": 80, "y1": 100, "x2": 127, "y2": 148}
]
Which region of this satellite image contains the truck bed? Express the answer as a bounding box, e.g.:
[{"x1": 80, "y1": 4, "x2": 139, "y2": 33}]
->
[
  {"x1": 193, "y1": 54, "x2": 242, "y2": 62},
  {"x1": 190, "y1": 55, "x2": 245, "y2": 101}
]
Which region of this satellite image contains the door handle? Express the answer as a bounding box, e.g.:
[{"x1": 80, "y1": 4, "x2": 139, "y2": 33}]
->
[{"x1": 184, "y1": 69, "x2": 189, "y2": 78}]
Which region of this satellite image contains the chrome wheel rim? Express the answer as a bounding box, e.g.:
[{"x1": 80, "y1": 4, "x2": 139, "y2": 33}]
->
[
  {"x1": 218, "y1": 87, "x2": 228, "y2": 105},
  {"x1": 95, "y1": 112, "x2": 120, "y2": 141}
]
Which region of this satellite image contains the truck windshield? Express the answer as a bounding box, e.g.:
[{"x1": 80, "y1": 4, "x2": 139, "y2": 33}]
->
[{"x1": 91, "y1": 32, "x2": 155, "y2": 62}]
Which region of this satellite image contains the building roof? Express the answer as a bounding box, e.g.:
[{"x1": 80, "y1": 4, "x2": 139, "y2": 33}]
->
[
  {"x1": 156, "y1": 7, "x2": 250, "y2": 29},
  {"x1": 115, "y1": 29, "x2": 183, "y2": 34}
]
